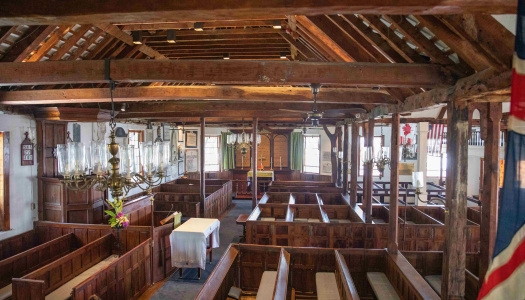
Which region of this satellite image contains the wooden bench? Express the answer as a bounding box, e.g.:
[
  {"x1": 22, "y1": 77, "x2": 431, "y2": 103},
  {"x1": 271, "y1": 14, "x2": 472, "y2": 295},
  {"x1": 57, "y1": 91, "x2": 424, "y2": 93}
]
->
[
  {"x1": 367, "y1": 272, "x2": 401, "y2": 300},
  {"x1": 316, "y1": 273, "x2": 341, "y2": 300}
]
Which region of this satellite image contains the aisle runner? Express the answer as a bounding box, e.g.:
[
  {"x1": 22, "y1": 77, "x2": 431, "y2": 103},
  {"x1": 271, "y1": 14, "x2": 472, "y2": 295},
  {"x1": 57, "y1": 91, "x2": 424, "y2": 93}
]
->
[{"x1": 150, "y1": 200, "x2": 252, "y2": 300}]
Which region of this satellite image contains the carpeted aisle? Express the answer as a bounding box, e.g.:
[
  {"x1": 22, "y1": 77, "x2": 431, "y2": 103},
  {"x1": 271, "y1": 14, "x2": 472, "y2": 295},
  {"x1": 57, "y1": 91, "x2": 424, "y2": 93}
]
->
[{"x1": 150, "y1": 200, "x2": 252, "y2": 300}]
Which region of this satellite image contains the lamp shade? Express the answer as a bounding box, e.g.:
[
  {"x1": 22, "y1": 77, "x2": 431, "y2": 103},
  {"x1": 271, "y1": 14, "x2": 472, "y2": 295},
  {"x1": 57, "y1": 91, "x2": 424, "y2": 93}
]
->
[
  {"x1": 412, "y1": 172, "x2": 424, "y2": 188},
  {"x1": 119, "y1": 145, "x2": 135, "y2": 178},
  {"x1": 91, "y1": 140, "x2": 108, "y2": 175},
  {"x1": 157, "y1": 141, "x2": 170, "y2": 174},
  {"x1": 68, "y1": 142, "x2": 86, "y2": 176},
  {"x1": 57, "y1": 144, "x2": 70, "y2": 176},
  {"x1": 363, "y1": 146, "x2": 374, "y2": 163},
  {"x1": 140, "y1": 142, "x2": 158, "y2": 176}
]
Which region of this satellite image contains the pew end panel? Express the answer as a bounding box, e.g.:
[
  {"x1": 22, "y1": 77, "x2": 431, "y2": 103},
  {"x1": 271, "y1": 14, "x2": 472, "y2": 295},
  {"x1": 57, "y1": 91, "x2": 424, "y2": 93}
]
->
[{"x1": 195, "y1": 245, "x2": 239, "y2": 300}]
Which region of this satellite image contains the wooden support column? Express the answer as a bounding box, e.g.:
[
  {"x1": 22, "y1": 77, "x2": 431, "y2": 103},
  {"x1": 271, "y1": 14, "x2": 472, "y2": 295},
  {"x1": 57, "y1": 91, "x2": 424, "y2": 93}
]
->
[
  {"x1": 479, "y1": 102, "x2": 502, "y2": 285},
  {"x1": 442, "y1": 101, "x2": 469, "y2": 299},
  {"x1": 200, "y1": 117, "x2": 206, "y2": 202},
  {"x1": 365, "y1": 118, "x2": 374, "y2": 223},
  {"x1": 252, "y1": 117, "x2": 258, "y2": 209},
  {"x1": 388, "y1": 113, "x2": 400, "y2": 253},
  {"x1": 343, "y1": 123, "x2": 349, "y2": 195},
  {"x1": 322, "y1": 125, "x2": 340, "y2": 184},
  {"x1": 337, "y1": 126, "x2": 343, "y2": 187},
  {"x1": 350, "y1": 123, "x2": 358, "y2": 205}
]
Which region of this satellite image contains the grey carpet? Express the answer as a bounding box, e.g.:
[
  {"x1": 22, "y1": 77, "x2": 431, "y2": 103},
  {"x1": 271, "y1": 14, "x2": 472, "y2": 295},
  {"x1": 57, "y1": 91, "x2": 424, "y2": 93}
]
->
[{"x1": 150, "y1": 200, "x2": 252, "y2": 300}]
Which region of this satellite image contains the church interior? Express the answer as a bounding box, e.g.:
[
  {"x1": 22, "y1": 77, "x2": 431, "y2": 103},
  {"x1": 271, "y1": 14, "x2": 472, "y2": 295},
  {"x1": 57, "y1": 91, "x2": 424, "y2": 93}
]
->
[{"x1": 0, "y1": 2, "x2": 518, "y2": 299}]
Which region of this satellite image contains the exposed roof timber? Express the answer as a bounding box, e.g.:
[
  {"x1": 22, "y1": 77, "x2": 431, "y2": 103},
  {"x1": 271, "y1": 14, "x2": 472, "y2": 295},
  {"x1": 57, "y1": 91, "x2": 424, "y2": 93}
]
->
[
  {"x1": 123, "y1": 117, "x2": 339, "y2": 125},
  {"x1": 370, "y1": 68, "x2": 511, "y2": 117},
  {"x1": 0, "y1": 86, "x2": 396, "y2": 105},
  {"x1": 0, "y1": 1, "x2": 516, "y2": 25},
  {"x1": 278, "y1": 32, "x2": 318, "y2": 60},
  {"x1": 0, "y1": 60, "x2": 453, "y2": 87},
  {"x1": 120, "y1": 20, "x2": 286, "y2": 31},
  {"x1": 0, "y1": 25, "x2": 56, "y2": 62},
  {"x1": 95, "y1": 24, "x2": 168, "y2": 59},
  {"x1": 116, "y1": 109, "x2": 356, "y2": 119}
]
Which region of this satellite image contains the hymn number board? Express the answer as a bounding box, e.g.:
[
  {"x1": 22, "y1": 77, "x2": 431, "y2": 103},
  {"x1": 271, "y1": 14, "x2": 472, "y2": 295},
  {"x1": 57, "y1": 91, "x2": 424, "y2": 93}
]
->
[{"x1": 21, "y1": 132, "x2": 34, "y2": 166}]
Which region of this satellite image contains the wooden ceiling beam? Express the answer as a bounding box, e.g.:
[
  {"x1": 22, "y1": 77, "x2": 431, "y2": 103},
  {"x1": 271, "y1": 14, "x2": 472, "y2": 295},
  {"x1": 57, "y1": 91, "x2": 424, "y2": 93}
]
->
[
  {"x1": 26, "y1": 25, "x2": 72, "y2": 62},
  {"x1": 279, "y1": 32, "x2": 318, "y2": 60},
  {"x1": 436, "y1": 14, "x2": 513, "y2": 71},
  {"x1": 120, "y1": 20, "x2": 285, "y2": 31},
  {"x1": 116, "y1": 110, "x2": 349, "y2": 119},
  {"x1": 155, "y1": 44, "x2": 290, "y2": 52},
  {"x1": 295, "y1": 28, "x2": 336, "y2": 61},
  {"x1": 142, "y1": 28, "x2": 279, "y2": 37},
  {"x1": 67, "y1": 29, "x2": 105, "y2": 61},
  {"x1": 295, "y1": 15, "x2": 353, "y2": 62},
  {"x1": 371, "y1": 68, "x2": 511, "y2": 116},
  {"x1": 49, "y1": 25, "x2": 92, "y2": 61},
  {"x1": 150, "y1": 39, "x2": 287, "y2": 48},
  {"x1": 383, "y1": 15, "x2": 474, "y2": 77},
  {"x1": 0, "y1": 86, "x2": 396, "y2": 105},
  {"x1": 0, "y1": 59, "x2": 452, "y2": 87},
  {"x1": 0, "y1": 1, "x2": 516, "y2": 25},
  {"x1": 414, "y1": 15, "x2": 494, "y2": 72},
  {"x1": 160, "y1": 48, "x2": 291, "y2": 55},
  {"x1": 144, "y1": 33, "x2": 283, "y2": 43},
  {"x1": 0, "y1": 25, "x2": 56, "y2": 62},
  {"x1": 95, "y1": 23, "x2": 168, "y2": 59}
]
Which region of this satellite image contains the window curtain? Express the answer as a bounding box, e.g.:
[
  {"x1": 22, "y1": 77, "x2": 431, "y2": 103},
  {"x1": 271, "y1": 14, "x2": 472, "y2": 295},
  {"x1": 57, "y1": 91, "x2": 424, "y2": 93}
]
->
[
  {"x1": 221, "y1": 132, "x2": 235, "y2": 170},
  {"x1": 290, "y1": 132, "x2": 304, "y2": 170}
]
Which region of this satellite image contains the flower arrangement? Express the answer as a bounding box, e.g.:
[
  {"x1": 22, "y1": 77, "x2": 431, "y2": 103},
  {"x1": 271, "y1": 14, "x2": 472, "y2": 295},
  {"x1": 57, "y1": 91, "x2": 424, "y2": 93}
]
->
[{"x1": 105, "y1": 198, "x2": 129, "y2": 229}]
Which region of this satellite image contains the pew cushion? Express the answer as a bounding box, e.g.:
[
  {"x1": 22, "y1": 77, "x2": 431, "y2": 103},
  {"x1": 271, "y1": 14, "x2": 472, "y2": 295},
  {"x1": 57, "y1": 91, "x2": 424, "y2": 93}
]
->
[
  {"x1": 424, "y1": 275, "x2": 442, "y2": 296},
  {"x1": 294, "y1": 218, "x2": 307, "y2": 222},
  {"x1": 366, "y1": 272, "x2": 401, "y2": 300},
  {"x1": 228, "y1": 286, "x2": 242, "y2": 299},
  {"x1": 316, "y1": 272, "x2": 341, "y2": 300},
  {"x1": 372, "y1": 219, "x2": 386, "y2": 224},
  {"x1": 46, "y1": 255, "x2": 119, "y2": 300},
  {"x1": 261, "y1": 217, "x2": 276, "y2": 221},
  {"x1": 0, "y1": 284, "x2": 11, "y2": 300},
  {"x1": 308, "y1": 218, "x2": 320, "y2": 223},
  {"x1": 332, "y1": 219, "x2": 351, "y2": 223},
  {"x1": 256, "y1": 271, "x2": 277, "y2": 300}
]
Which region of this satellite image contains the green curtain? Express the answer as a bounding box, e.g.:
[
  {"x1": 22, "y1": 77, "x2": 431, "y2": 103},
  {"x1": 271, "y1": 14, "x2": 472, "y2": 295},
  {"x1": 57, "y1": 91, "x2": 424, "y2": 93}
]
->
[
  {"x1": 290, "y1": 132, "x2": 304, "y2": 170},
  {"x1": 221, "y1": 132, "x2": 235, "y2": 170}
]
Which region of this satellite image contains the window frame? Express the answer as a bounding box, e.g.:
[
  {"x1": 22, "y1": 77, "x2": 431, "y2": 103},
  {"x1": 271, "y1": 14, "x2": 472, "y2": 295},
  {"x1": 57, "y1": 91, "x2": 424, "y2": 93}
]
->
[
  {"x1": 303, "y1": 134, "x2": 321, "y2": 174},
  {"x1": 204, "y1": 135, "x2": 221, "y2": 172}
]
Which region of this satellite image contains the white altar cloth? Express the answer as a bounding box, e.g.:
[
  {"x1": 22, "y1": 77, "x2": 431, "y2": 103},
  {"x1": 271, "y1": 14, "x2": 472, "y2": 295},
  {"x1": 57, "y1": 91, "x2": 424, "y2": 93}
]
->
[{"x1": 170, "y1": 218, "x2": 220, "y2": 269}]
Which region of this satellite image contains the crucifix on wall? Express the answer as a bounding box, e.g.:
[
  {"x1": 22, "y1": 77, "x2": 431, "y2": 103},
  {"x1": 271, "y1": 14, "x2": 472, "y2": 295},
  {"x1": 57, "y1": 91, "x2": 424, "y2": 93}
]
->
[{"x1": 258, "y1": 155, "x2": 266, "y2": 170}]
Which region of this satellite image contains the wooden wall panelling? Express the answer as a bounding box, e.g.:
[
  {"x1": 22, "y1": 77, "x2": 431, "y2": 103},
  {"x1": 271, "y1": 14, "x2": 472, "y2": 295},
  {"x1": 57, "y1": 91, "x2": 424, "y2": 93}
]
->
[
  {"x1": 273, "y1": 134, "x2": 289, "y2": 168},
  {"x1": 194, "y1": 245, "x2": 238, "y2": 300},
  {"x1": 39, "y1": 177, "x2": 66, "y2": 222},
  {"x1": 0, "y1": 229, "x2": 39, "y2": 260},
  {"x1": 258, "y1": 135, "x2": 271, "y2": 168},
  {"x1": 71, "y1": 238, "x2": 152, "y2": 300},
  {"x1": 235, "y1": 146, "x2": 251, "y2": 169}
]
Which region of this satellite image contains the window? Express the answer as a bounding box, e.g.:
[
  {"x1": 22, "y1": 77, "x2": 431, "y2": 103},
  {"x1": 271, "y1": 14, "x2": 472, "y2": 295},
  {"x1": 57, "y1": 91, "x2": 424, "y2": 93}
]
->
[
  {"x1": 359, "y1": 136, "x2": 384, "y2": 176},
  {"x1": 0, "y1": 132, "x2": 9, "y2": 231},
  {"x1": 303, "y1": 135, "x2": 320, "y2": 173},
  {"x1": 128, "y1": 130, "x2": 143, "y2": 174},
  {"x1": 205, "y1": 136, "x2": 220, "y2": 172},
  {"x1": 427, "y1": 155, "x2": 447, "y2": 178}
]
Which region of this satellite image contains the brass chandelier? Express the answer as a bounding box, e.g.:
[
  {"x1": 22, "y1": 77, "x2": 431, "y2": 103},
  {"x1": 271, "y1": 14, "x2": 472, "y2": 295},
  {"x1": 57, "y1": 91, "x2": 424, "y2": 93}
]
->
[
  {"x1": 56, "y1": 62, "x2": 168, "y2": 200},
  {"x1": 226, "y1": 118, "x2": 261, "y2": 155}
]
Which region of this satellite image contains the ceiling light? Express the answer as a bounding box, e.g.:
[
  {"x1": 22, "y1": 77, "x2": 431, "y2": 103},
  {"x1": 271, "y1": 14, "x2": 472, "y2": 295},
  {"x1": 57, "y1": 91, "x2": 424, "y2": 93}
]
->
[
  {"x1": 194, "y1": 22, "x2": 204, "y2": 31},
  {"x1": 120, "y1": 103, "x2": 126, "y2": 112},
  {"x1": 132, "y1": 31, "x2": 142, "y2": 44},
  {"x1": 166, "y1": 29, "x2": 176, "y2": 43},
  {"x1": 272, "y1": 20, "x2": 282, "y2": 29},
  {"x1": 280, "y1": 52, "x2": 287, "y2": 59},
  {"x1": 223, "y1": 53, "x2": 230, "y2": 60}
]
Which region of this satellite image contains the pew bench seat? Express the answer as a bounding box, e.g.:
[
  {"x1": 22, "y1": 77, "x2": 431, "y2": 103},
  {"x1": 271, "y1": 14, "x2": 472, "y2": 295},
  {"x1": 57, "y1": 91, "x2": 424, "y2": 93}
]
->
[
  {"x1": 45, "y1": 255, "x2": 119, "y2": 300},
  {"x1": 0, "y1": 284, "x2": 11, "y2": 300},
  {"x1": 330, "y1": 219, "x2": 351, "y2": 223},
  {"x1": 425, "y1": 275, "x2": 442, "y2": 296},
  {"x1": 372, "y1": 219, "x2": 386, "y2": 224},
  {"x1": 260, "y1": 217, "x2": 275, "y2": 221},
  {"x1": 255, "y1": 271, "x2": 277, "y2": 300},
  {"x1": 316, "y1": 272, "x2": 340, "y2": 300},
  {"x1": 367, "y1": 272, "x2": 401, "y2": 300}
]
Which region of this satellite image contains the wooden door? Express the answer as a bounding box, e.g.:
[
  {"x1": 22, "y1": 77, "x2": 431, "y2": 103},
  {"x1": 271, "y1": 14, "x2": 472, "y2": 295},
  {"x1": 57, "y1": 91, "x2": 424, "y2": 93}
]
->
[{"x1": 40, "y1": 121, "x2": 66, "y2": 177}]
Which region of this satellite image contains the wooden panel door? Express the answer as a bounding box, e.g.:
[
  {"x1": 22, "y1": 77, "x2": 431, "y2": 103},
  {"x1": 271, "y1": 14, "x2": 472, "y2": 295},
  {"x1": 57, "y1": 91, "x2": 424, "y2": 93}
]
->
[
  {"x1": 40, "y1": 178, "x2": 65, "y2": 222},
  {"x1": 40, "y1": 121, "x2": 67, "y2": 178}
]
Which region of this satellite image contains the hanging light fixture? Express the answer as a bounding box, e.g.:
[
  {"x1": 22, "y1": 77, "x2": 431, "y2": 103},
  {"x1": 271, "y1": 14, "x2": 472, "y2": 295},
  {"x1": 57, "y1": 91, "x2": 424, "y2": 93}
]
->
[
  {"x1": 132, "y1": 31, "x2": 142, "y2": 45},
  {"x1": 228, "y1": 118, "x2": 261, "y2": 155},
  {"x1": 56, "y1": 59, "x2": 167, "y2": 201},
  {"x1": 375, "y1": 119, "x2": 390, "y2": 179},
  {"x1": 166, "y1": 29, "x2": 176, "y2": 43},
  {"x1": 223, "y1": 53, "x2": 230, "y2": 60}
]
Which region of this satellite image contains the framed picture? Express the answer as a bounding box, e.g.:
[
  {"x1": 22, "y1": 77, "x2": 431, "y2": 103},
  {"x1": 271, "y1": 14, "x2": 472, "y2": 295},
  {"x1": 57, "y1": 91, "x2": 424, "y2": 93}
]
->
[
  {"x1": 322, "y1": 151, "x2": 331, "y2": 161},
  {"x1": 178, "y1": 128, "x2": 184, "y2": 142},
  {"x1": 185, "y1": 149, "x2": 199, "y2": 172},
  {"x1": 185, "y1": 131, "x2": 197, "y2": 148},
  {"x1": 178, "y1": 160, "x2": 185, "y2": 175},
  {"x1": 162, "y1": 123, "x2": 171, "y2": 141},
  {"x1": 399, "y1": 163, "x2": 415, "y2": 175}
]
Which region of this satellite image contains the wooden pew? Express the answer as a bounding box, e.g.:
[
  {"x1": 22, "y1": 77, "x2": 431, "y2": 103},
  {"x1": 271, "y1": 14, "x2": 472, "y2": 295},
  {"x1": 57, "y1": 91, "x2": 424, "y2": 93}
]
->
[
  {"x1": 12, "y1": 233, "x2": 114, "y2": 300},
  {"x1": 334, "y1": 250, "x2": 360, "y2": 300},
  {"x1": 195, "y1": 245, "x2": 239, "y2": 300},
  {"x1": 71, "y1": 238, "x2": 152, "y2": 300},
  {"x1": 0, "y1": 233, "x2": 77, "y2": 300}
]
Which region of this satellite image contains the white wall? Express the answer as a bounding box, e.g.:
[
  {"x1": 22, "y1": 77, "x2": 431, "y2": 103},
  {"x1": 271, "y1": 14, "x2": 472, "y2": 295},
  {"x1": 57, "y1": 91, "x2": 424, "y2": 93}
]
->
[{"x1": 0, "y1": 114, "x2": 38, "y2": 240}]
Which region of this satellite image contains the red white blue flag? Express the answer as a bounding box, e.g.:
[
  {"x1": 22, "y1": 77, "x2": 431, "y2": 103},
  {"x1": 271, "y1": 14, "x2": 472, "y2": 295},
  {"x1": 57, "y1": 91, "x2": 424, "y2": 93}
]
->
[{"x1": 478, "y1": 2, "x2": 525, "y2": 299}]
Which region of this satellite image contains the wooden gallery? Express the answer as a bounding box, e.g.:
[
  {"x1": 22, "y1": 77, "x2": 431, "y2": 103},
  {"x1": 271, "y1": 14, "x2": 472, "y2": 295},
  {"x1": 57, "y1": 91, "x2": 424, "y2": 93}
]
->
[{"x1": 0, "y1": 2, "x2": 519, "y2": 300}]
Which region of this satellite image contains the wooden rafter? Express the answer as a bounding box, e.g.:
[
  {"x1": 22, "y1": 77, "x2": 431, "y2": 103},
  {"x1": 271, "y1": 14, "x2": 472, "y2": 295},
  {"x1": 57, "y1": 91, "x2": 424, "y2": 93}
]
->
[
  {"x1": 0, "y1": 60, "x2": 452, "y2": 87},
  {"x1": 0, "y1": 1, "x2": 516, "y2": 25},
  {"x1": 0, "y1": 86, "x2": 396, "y2": 105},
  {"x1": 0, "y1": 25, "x2": 56, "y2": 62}
]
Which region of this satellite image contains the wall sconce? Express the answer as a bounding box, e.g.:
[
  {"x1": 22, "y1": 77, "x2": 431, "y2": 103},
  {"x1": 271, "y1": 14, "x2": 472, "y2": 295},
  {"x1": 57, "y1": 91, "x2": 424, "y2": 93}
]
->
[
  {"x1": 412, "y1": 171, "x2": 448, "y2": 209},
  {"x1": 132, "y1": 31, "x2": 142, "y2": 44},
  {"x1": 120, "y1": 103, "x2": 127, "y2": 112},
  {"x1": 166, "y1": 29, "x2": 176, "y2": 43}
]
